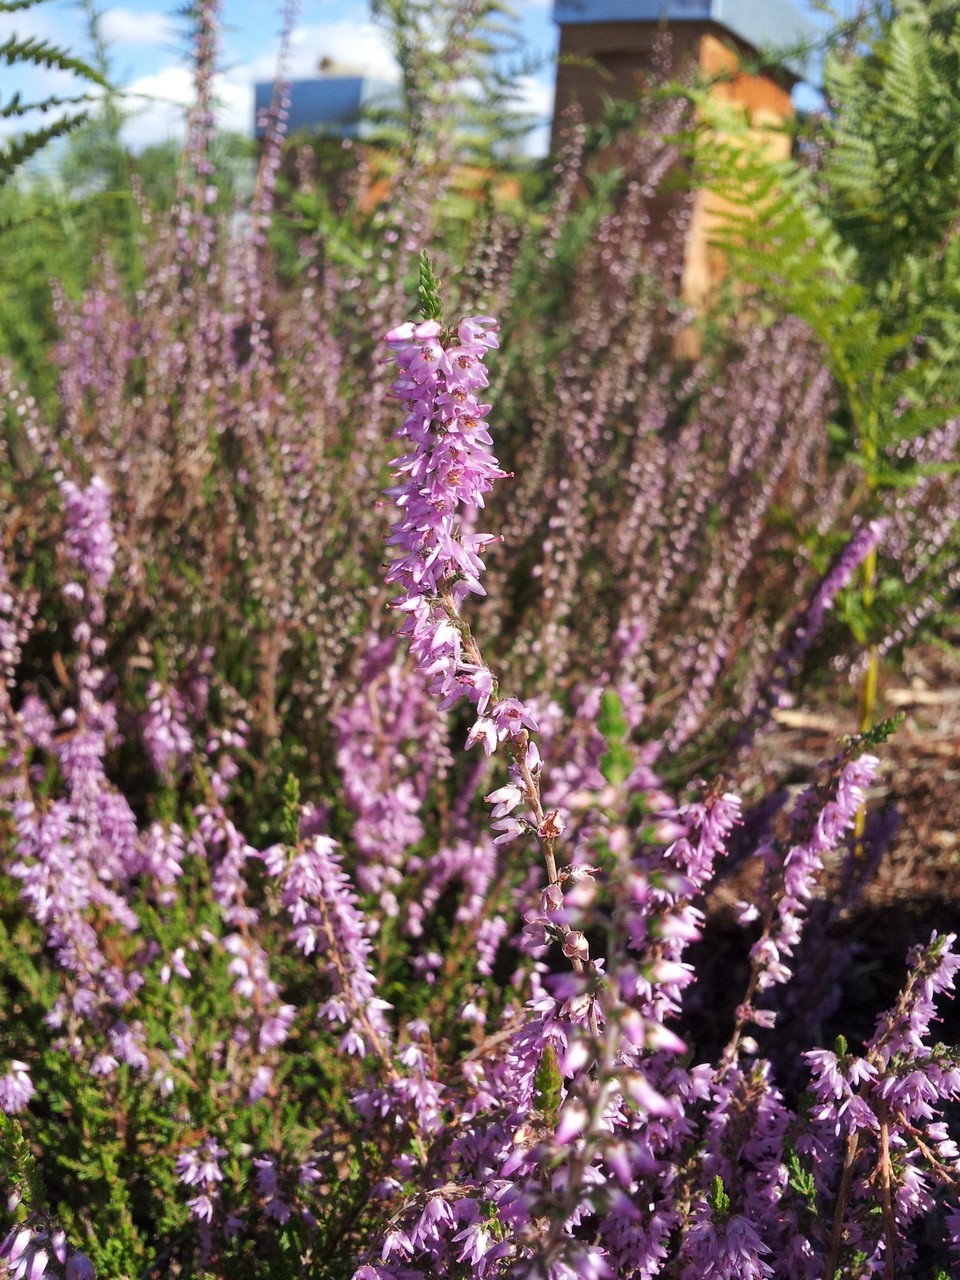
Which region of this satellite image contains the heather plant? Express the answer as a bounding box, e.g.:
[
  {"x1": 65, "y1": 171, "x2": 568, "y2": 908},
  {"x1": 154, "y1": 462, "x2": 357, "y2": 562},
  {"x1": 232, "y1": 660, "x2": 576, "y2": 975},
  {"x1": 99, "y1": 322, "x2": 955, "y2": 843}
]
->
[
  {"x1": 0, "y1": 2, "x2": 959, "y2": 1276},
  {"x1": 2, "y1": 254, "x2": 959, "y2": 1277}
]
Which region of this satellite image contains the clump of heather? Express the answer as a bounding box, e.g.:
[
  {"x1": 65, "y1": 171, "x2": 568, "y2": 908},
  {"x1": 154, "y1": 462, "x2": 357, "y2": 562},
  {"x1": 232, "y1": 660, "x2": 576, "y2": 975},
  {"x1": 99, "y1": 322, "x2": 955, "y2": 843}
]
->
[
  {"x1": 0, "y1": 1, "x2": 958, "y2": 1275},
  {"x1": 0, "y1": 267, "x2": 957, "y2": 1280},
  {"x1": 348, "y1": 290, "x2": 960, "y2": 1278}
]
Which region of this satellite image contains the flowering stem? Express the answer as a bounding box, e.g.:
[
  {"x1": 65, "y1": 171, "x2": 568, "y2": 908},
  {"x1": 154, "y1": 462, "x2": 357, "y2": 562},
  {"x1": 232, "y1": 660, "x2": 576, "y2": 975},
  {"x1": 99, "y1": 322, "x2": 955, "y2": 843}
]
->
[
  {"x1": 380, "y1": 307, "x2": 600, "y2": 1031},
  {"x1": 854, "y1": 541, "x2": 879, "y2": 848},
  {"x1": 438, "y1": 589, "x2": 589, "y2": 1007},
  {"x1": 509, "y1": 739, "x2": 558, "y2": 886},
  {"x1": 437, "y1": 589, "x2": 559, "y2": 878}
]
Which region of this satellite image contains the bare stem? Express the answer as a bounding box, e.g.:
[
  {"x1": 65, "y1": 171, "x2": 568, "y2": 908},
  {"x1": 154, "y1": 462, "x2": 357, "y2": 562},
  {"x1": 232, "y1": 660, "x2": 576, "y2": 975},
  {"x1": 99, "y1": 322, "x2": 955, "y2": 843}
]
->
[
  {"x1": 878, "y1": 1100, "x2": 896, "y2": 1280},
  {"x1": 825, "y1": 1131, "x2": 860, "y2": 1280}
]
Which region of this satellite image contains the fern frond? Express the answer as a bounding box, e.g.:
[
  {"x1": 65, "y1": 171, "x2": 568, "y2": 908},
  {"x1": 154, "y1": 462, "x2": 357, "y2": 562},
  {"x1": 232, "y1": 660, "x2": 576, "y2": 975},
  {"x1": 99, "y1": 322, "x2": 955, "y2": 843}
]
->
[
  {"x1": 0, "y1": 36, "x2": 108, "y2": 86},
  {"x1": 1, "y1": 92, "x2": 97, "y2": 119},
  {"x1": 0, "y1": 112, "x2": 90, "y2": 186}
]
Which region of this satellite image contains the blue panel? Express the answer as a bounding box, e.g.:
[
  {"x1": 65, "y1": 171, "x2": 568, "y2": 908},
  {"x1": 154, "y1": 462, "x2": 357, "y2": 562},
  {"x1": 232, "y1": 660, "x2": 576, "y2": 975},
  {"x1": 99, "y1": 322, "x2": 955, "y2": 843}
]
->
[
  {"x1": 254, "y1": 77, "x2": 399, "y2": 138},
  {"x1": 554, "y1": 0, "x2": 712, "y2": 22},
  {"x1": 553, "y1": 0, "x2": 816, "y2": 80}
]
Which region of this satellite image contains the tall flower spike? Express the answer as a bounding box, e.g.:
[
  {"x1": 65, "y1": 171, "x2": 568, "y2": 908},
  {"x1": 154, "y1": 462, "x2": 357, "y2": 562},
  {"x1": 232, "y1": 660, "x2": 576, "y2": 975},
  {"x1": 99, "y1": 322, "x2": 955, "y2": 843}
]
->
[
  {"x1": 383, "y1": 313, "x2": 516, "y2": 735},
  {"x1": 382, "y1": 304, "x2": 592, "y2": 1041}
]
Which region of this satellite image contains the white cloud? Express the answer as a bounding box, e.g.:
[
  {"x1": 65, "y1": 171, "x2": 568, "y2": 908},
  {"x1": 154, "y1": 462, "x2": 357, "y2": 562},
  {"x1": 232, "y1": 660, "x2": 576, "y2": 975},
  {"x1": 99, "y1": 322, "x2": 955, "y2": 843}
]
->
[
  {"x1": 119, "y1": 65, "x2": 194, "y2": 149},
  {"x1": 260, "y1": 18, "x2": 400, "y2": 84},
  {"x1": 100, "y1": 8, "x2": 179, "y2": 48},
  {"x1": 119, "y1": 64, "x2": 251, "y2": 149},
  {"x1": 115, "y1": 15, "x2": 402, "y2": 150},
  {"x1": 516, "y1": 73, "x2": 555, "y2": 121},
  {"x1": 514, "y1": 74, "x2": 555, "y2": 157},
  {"x1": 0, "y1": 3, "x2": 60, "y2": 43}
]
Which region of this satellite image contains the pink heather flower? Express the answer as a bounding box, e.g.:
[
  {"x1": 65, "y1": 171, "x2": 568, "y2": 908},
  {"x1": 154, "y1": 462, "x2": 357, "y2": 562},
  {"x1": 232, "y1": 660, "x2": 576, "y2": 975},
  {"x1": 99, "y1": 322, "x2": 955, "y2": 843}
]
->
[
  {"x1": 0, "y1": 1227, "x2": 33, "y2": 1268},
  {"x1": 383, "y1": 314, "x2": 541, "y2": 756},
  {"x1": 491, "y1": 698, "x2": 539, "y2": 740},
  {"x1": 89, "y1": 1051, "x2": 119, "y2": 1077},
  {"x1": 176, "y1": 1139, "x2": 226, "y2": 1188},
  {"x1": 0, "y1": 1228, "x2": 53, "y2": 1280},
  {"x1": 485, "y1": 784, "x2": 523, "y2": 816},
  {"x1": 492, "y1": 816, "x2": 525, "y2": 845},
  {"x1": 465, "y1": 716, "x2": 497, "y2": 755},
  {"x1": 259, "y1": 1004, "x2": 296, "y2": 1053},
  {"x1": 65, "y1": 1253, "x2": 95, "y2": 1280},
  {"x1": 0, "y1": 1060, "x2": 35, "y2": 1114},
  {"x1": 60, "y1": 476, "x2": 117, "y2": 627},
  {"x1": 453, "y1": 1221, "x2": 494, "y2": 1267},
  {"x1": 248, "y1": 1064, "x2": 273, "y2": 1103},
  {"x1": 380, "y1": 1228, "x2": 412, "y2": 1262},
  {"x1": 187, "y1": 1194, "x2": 214, "y2": 1224},
  {"x1": 253, "y1": 1156, "x2": 279, "y2": 1197},
  {"x1": 142, "y1": 681, "x2": 193, "y2": 779}
]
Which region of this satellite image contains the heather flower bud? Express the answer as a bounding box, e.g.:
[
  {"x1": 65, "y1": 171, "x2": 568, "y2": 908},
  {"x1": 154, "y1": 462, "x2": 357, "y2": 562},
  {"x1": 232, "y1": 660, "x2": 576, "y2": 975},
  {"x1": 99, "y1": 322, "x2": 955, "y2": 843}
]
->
[
  {"x1": 622, "y1": 1071, "x2": 674, "y2": 1116},
  {"x1": 540, "y1": 882, "x2": 565, "y2": 914},
  {"x1": 605, "y1": 1142, "x2": 634, "y2": 1187},
  {"x1": 561, "y1": 1039, "x2": 593, "y2": 1075},
  {"x1": 643, "y1": 1023, "x2": 686, "y2": 1054},
  {"x1": 561, "y1": 930, "x2": 588, "y2": 961},
  {"x1": 66, "y1": 1254, "x2": 95, "y2": 1280}
]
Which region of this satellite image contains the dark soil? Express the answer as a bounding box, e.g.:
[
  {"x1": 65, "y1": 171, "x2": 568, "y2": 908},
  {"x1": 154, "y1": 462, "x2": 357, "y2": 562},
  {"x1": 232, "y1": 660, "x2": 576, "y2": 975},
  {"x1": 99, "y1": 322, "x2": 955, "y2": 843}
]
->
[
  {"x1": 751, "y1": 637, "x2": 960, "y2": 910},
  {"x1": 710, "y1": 633, "x2": 960, "y2": 1050}
]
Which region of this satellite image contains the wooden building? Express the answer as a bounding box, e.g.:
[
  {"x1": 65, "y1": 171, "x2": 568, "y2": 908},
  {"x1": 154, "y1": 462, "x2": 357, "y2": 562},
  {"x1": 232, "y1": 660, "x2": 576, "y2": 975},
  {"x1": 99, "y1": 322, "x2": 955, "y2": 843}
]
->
[
  {"x1": 552, "y1": 0, "x2": 816, "y2": 142},
  {"x1": 552, "y1": 0, "x2": 817, "y2": 327}
]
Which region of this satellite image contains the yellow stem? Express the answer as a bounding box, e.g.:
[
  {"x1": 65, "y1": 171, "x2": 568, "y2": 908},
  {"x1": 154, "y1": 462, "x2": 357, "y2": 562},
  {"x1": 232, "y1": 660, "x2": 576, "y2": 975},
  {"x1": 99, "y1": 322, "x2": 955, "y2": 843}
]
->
[{"x1": 854, "y1": 546, "x2": 878, "y2": 847}]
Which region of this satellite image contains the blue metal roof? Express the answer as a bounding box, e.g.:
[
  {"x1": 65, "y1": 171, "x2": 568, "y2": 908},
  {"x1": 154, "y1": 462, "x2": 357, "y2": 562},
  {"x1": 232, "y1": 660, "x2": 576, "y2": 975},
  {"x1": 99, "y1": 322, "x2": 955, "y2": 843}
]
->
[
  {"x1": 253, "y1": 77, "x2": 400, "y2": 139},
  {"x1": 553, "y1": 0, "x2": 817, "y2": 80}
]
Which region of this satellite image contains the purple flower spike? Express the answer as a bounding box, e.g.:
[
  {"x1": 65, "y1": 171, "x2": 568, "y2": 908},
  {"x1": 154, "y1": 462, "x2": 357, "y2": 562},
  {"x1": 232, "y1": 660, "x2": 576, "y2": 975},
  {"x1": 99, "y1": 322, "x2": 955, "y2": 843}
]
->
[{"x1": 383, "y1": 313, "x2": 539, "y2": 752}]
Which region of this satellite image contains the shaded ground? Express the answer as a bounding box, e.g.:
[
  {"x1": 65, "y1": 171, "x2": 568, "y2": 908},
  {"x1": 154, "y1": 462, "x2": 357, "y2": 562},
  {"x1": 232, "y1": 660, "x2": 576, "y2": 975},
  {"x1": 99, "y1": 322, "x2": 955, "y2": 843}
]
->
[
  {"x1": 708, "y1": 631, "x2": 960, "y2": 1046},
  {"x1": 686, "y1": 638, "x2": 960, "y2": 1061},
  {"x1": 753, "y1": 635, "x2": 960, "y2": 909}
]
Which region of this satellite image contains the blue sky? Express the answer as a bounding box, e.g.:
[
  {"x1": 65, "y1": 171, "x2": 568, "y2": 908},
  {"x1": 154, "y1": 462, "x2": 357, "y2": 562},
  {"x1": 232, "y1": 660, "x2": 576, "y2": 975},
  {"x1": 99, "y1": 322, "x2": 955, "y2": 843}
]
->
[{"x1": 2, "y1": 0, "x2": 855, "y2": 157}]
